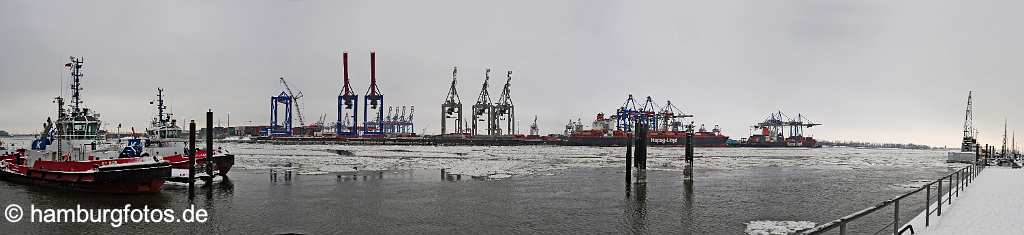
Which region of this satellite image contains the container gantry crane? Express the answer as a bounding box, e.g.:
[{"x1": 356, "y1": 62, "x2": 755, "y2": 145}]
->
[
  {"x1": 363, "y1": 51, "x2": 385, "y2": 135},
  {"x1": 657, "y1": 100, "x2": 693, "y2": 132},
  {"x1": 441, "y1": 67, "x2": 463, "y2": 134},
  {"x1": 492, "y1": 70, "x2": 515, "y2": 135},
  {"x1": 471, "y1": 69, "x2": 493, "y2": 136},
  {"x1": 638, "y1": 96, "x2": 660, "y2": 130},
  {"x1": 405, "y1": 106, "x2": 415, "y2": 134},
  {"x1": 384, "y1": 106, "x2": 395, "y2": 133},
  {"x1": 615, "y1": 94, "x2": 639, "y2": 132},
  {"x1": 337, "y1": 51, "x2": 359, "y2": 136},
  {"x1": 529, "y1": 115, "x2": 539, "y2": 136},
  {"x1": 267, "y1": 91, "x2": 293, "y2": 137},
  {"x1": 752, "y1": 111, "x2": 821, "y2": 142}
]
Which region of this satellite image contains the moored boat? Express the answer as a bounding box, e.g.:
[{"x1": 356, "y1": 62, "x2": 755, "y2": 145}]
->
[
  {"x1": 129, "y1": 88, "x2": 234, "y2": 182},
  {"x1": 0, "y1": 57, "x2": 171, "y2": 193}
]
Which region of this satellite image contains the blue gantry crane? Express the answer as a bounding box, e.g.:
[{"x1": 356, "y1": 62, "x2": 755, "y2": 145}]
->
[
  {"x1": 363, "y1": 51, "x2": 385, "y2": 135},
  {"x1": 337, "y1": 51, "x2": 359, "y2": 136},
  {"x1": 615, "y1": 94, "x2": 639, "y2": 132},
  {"x1": 266, "y1": 91, "x2": 293, "y2": 137}
]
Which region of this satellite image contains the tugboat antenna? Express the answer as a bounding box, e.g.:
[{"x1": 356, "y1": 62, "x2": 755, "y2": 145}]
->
[
  {"x1": 68, "y1": 56, "x2": 85, "y2": 113},
  {"x1": 154, "y1": 88, "x2": 170, "y2": 125}
]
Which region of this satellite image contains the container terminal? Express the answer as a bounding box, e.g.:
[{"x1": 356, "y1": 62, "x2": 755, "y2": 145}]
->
[{"x1": 206, "y1": 50, "x2": 824, "y2": 147}]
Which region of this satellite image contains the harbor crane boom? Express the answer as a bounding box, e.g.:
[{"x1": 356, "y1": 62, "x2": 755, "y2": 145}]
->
[{"x1": 279, "y1": 77, "x2": 305, "y2": 126}]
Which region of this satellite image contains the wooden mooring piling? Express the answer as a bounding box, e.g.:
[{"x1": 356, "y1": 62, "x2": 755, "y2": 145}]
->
[{"x1": 626, "y1": 120, "x2": 696, "y2": 186}]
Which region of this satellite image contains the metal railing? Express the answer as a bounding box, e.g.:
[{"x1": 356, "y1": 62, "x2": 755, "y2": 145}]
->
[{"x1": 801, "y1": 163, "x2": 985, "y2": 235}]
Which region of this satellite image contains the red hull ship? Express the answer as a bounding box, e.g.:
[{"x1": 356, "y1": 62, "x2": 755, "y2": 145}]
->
[
  {"x1": 1, "y1": 149, "x2": 171, "y2": 193},
  {"x1": 0, "y1": 57, "x2": 171, "y2": 193},
  {"x1": 132, "y1": 88, "x2": 235, "y2": 182},
  {"x1": 735, "y1": 111, "x2": 822, "y2": 148},
  {"x1": 562, "y1": 96, "x2": 730, "y2": 147},
  {"x1": 564, "y1": 112, "x2": 729, "y2": 147}
]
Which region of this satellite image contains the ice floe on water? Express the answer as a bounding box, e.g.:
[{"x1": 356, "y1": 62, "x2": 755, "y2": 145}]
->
[
  {"x1": 744, "y1": 221, "x2": 816, "y2": 235},
  {"x1": 222, "y1": 143, "x2": 958, "y2": 180}
]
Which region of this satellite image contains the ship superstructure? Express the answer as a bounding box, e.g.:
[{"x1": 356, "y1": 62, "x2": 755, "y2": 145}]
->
[{"x1": 0, "y1": 57, "x2": 171, "y2": 193}]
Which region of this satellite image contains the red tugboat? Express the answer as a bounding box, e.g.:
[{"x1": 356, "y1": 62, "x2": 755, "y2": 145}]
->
[
  {"x1": 121, "y1": 88, "x2": 234, "y2": 182},
  {"x1": 734, "y1": 111, "x2": 822, "y2": 148},
  {"x1": 0, "y1": 57, "x2": 171, "y2": 193},
  {"x1": 563, "y1": 96, "x2": 729, "y2": 147}
]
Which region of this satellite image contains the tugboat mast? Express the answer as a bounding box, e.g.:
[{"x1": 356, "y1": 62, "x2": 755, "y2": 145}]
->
[
  {"x1": 155, "y1": 88, "x2": 169, "y2": 125},
  {"x1": 67, "y1": 56, "x2": 85, "y2": 113},
  {"x1": 53, "y1": 96, "x2": 65, "y2": 157}
]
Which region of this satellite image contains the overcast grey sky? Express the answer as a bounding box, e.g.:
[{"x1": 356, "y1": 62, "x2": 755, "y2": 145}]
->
[{"x1": 1, "y1": 0, "x2": 1021, "y2": 147}]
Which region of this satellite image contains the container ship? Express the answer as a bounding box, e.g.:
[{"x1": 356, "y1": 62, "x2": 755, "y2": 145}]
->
[
  {"x1": 563, "y1": 113, "x2": 728, "y2": 147},
  {"x1": 734, "y1": 111, "x2": 822, "y2": 148}
]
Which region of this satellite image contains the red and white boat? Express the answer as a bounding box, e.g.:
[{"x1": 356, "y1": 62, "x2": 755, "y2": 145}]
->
[
  {"x1": 0, "y1": 149, "x2": 171, "y2": 193},
  {"x1": 0, "y1": 57, "x2": 171, "y2": 193},
  {"x1": 128, "y1": 88, "x2": 234, "y2": 182}
]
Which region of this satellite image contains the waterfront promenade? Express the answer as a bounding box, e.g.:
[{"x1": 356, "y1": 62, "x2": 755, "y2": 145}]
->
[{"x1": 906, "y1": 167, "x2": 1024, "y2": 234}]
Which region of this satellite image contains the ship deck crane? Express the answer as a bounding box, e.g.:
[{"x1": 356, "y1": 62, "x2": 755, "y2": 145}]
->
[{"x1": 279, "y1": 77, "x2": 305, "y2": 127}]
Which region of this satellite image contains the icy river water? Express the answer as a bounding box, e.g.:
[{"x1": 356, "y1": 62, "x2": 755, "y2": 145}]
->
[{"x1": 0, "y1": 140, "x2": 966, "y2": 234}]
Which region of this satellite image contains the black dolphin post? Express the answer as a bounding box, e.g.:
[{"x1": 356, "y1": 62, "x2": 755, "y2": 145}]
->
[
  {"x1": 205, "y1": 110, "x2": 214, "y2": 182},
  {"x1": 188, "y1": 120, "x2": 196, "y2": 198}
]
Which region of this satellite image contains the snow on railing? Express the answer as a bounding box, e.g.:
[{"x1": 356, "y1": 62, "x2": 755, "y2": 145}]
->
[{"x1": 801, "y1": 163, "x2": 985, "y2": 235}]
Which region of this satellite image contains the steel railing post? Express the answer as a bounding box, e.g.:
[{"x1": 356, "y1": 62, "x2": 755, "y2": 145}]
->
[
  {"x1": 925, "y1": 185, "x2": 930, "y2": 226},
  {"x1": 893, "y1": 199, "x2": 900, "y2": 235},
  {"x1": 937, "y1": 179, "x2": 942, "y2": 216},
  {"x1": 948, "y1": 176, "x2": 953, "y2": 205}
]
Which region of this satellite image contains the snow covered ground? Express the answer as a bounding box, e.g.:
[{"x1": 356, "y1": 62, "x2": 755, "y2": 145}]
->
[
  {"x1": 905, "y1": 167, "x2": 1024, "y2": 235},
  {"x1": 744, "y1": 221, "x2": 816, "y2": 235},
  {"x1": 221, "y1": 143, "x2": 962, "y2": 179}
]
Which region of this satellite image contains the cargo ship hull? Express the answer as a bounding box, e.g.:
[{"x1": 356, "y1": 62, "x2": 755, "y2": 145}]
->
[
  {"x1": 733, "y1": 135, "x2": 820, "y2": 148},
  {"x1": 564, "y1": 135, "x2": 728, "y2": 147}
]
